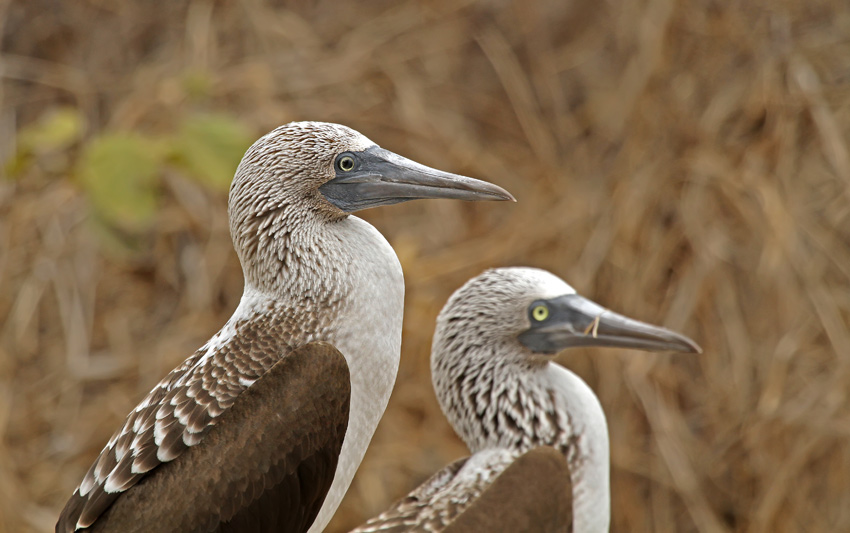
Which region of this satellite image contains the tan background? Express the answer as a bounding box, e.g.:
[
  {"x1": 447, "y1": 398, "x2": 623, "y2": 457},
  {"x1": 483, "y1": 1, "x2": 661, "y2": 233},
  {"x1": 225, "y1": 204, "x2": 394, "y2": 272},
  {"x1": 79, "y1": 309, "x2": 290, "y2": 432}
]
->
[{"x1": 1, "y1": 0, "x2": 849, "y2": 531}]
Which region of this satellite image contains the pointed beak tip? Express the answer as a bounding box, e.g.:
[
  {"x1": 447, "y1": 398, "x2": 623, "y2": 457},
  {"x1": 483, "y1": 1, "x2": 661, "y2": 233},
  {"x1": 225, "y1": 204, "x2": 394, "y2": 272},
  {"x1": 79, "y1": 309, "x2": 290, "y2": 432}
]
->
[
  {"x1": 476, "y1": 182, "x2": 515, "y2": 203},
  {"x1": 499, "y1": 191, "x2": 517, "y2": 203},
  {"x1": 679, "y1": 338, "x2": 703, "y2": 354}
]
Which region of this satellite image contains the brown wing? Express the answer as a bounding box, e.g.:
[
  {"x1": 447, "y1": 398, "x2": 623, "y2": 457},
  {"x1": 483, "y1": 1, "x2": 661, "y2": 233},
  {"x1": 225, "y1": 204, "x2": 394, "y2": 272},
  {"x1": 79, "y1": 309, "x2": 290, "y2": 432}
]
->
[
  {"x1": 351, "y1": 447, "x2": 571, "y2": 533},
  {"x1": 57, "y1": 315, "x2": 283, "y2": 533},
  {"x1": 57, "y1": 341, "x2": 350, "y2": 533},
  {"x1": 443, "y1": 446, "x2": 572, "y2": 533}
]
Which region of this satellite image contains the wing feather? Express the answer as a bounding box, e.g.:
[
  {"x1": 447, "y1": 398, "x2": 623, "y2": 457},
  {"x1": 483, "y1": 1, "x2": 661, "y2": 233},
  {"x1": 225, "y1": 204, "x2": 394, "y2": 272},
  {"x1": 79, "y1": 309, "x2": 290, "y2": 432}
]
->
[
  {"x1": 351, "y1": 447, "x2": 572, "y2": 533},
  {"x1": 57, "y1": 304, "x2": 349, "y2": 533},
  {"x1": 76, "y1": 342, "x2": 350, "y2": 533}
]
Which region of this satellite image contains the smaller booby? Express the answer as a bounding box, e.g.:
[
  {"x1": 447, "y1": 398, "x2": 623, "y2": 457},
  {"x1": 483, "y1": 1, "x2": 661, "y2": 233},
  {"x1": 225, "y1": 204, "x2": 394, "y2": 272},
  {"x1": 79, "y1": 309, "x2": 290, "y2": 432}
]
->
[
  {"x1": 56, "y1": 122, "x2": 513, "y2": 533},
  {"x1": 352, "y1": 267, "x2": 700, "y2": 533}
]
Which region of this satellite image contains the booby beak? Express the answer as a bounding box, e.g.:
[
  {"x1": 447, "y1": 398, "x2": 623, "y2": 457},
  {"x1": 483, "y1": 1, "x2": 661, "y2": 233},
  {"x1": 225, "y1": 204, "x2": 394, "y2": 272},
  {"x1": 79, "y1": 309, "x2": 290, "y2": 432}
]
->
[
  {"x1": 319, "y1": 146, "x2": 515, "y2": 212},
  {"x1": 518, "y1": 294, "x2": 702, "y2": 355}
]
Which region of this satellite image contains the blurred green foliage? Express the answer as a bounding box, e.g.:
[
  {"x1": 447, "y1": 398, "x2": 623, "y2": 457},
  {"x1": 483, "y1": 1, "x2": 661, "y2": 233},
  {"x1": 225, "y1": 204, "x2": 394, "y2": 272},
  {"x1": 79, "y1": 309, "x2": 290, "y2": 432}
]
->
[
  {"x1": 78, "y1": 134, "x2": 161, "y2": 231},
  {"x1": 170, "y1": 114, "x2": 254, "y2": 191},
  {"x1": 6, "y1": 107, "x2": 253, "y2": 242},
  {"x1": 5, "y1": 107, "x2": 87, "y2": 177},
  {"x1": 18, "y1": 107, "x2": 86, "y2": 154}
]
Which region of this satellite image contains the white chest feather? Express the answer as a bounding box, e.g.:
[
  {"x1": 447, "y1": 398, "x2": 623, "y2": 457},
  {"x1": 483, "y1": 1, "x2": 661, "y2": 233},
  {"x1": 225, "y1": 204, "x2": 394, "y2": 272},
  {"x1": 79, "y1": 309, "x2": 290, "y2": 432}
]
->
[
  {"x1": 544, "y1": 364, "x2": 611, "y2": 533},
  {"x1": 308, "y1": 216, "x2": 404, "y2": 533}
]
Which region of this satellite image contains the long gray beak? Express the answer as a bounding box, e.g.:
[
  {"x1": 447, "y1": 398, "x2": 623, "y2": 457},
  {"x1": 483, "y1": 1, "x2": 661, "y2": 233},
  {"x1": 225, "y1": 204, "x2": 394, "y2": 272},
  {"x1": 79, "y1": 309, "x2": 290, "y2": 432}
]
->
[
  {"x1": 518, "y1": 294, "x2": 702, "y2": 355},
  {"x1": 319, "y1": 145, "x2": 515, "y2": 212}
]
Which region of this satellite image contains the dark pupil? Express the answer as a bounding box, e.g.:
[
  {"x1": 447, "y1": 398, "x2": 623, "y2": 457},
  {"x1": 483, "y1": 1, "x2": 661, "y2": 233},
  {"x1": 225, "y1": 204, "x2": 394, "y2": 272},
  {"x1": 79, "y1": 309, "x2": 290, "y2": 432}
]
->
[{"x1": 340, "y1": 157, "x2": 354, "y2": 171}]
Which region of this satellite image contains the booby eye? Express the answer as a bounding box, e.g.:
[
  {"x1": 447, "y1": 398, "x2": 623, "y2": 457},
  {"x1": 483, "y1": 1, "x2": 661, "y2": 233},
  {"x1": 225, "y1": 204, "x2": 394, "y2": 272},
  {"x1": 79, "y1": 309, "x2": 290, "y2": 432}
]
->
[
  {"x1": 337, "y1": 155, "x2": 355, "y2": 172},
  {"x1": 532, "y1": 304, "x2": 549, "y2": 322}
]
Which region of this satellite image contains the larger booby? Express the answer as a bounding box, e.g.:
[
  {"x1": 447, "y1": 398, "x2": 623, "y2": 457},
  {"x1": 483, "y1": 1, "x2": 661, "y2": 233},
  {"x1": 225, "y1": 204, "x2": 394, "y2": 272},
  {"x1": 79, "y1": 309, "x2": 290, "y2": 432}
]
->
[
  {"x1": 352, "y1": 267, "x2": 700, "y2": 533},
  {"x1": 56, "y1": 122, "x2": 514, "y2": 533}
]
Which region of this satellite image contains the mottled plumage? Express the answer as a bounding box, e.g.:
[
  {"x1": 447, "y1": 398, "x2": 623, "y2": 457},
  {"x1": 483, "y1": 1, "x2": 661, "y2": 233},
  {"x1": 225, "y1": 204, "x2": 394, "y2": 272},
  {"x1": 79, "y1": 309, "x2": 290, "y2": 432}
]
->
[
  {"x1": 62, "y1": 341, "x2": 349, "y2": 533},
  {"x1": 58, "y1": 291, "x2": 341, "y2": 532},
  {"x1": 57, "y1": 122, "x2": 512, "y2": 533},
  {"x1": 354, "y1": 267, "x2": 700, "y2": 533},
  {"x1": 354, "y1": 447, "x2": 572, "y2": 533}
]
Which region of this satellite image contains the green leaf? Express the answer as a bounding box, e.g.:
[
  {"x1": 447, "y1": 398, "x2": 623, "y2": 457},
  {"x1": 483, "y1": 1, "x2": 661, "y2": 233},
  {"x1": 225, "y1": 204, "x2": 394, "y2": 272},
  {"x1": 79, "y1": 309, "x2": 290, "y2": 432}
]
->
[
  {"x1": 172, "y1": 114, "x2": 253, "y2": 191},
  {"x1": 19, "y1": 107, "x2": 86, "y2": 153},
  {"x1": 3, "y1": 151, "x2": 31, "y2": 180},
  {"x1": 77, "y1": 134, "x2": 160, "y2": 231}
]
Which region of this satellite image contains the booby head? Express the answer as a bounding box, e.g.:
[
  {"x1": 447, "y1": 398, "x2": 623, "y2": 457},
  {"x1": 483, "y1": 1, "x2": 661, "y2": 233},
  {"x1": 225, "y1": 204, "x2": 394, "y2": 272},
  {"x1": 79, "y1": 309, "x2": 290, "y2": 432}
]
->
[
  {"x1": 433, "y1": 267, "x2": 701, "y2": 368},
  {"x1": 229, "y1": 121, "x2": 514, "y2": 292},
  {"x1": 229, "y1": 121, "x2": 513, "y2": 222}
]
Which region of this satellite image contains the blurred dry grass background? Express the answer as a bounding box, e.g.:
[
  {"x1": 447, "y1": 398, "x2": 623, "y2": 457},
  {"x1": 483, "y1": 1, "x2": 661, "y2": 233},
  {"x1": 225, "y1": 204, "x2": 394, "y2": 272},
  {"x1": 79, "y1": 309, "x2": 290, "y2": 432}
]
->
[{"x1": 1, "y1": 0, "x2": 849, "y2": 531}]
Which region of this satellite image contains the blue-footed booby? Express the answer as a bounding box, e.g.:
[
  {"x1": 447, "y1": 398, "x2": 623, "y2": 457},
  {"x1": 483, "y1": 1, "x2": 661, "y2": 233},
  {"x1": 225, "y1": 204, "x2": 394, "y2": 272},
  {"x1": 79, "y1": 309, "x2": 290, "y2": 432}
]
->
[
  {"x1": 56, "y1": 122, "x2": 514, "y2": 533},
  {"x1": 352, "y1": 267, "x2": 700, "y2": 533}
]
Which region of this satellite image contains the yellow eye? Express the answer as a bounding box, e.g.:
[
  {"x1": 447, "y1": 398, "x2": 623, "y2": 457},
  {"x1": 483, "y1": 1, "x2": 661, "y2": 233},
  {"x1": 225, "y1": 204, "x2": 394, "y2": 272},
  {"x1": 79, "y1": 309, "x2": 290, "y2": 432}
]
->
[
  {"x1": 338, "y1": 155, "x2": 355, "y2": 171},
  {"x1": 532, "y1": 304, "x2": 549, "y2": 321}
]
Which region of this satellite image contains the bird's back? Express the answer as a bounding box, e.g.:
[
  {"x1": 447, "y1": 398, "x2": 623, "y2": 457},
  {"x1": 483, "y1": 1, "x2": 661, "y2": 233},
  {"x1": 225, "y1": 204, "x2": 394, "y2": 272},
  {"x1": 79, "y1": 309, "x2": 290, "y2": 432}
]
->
[
  {"x1": 56, "y1": 328, "x2": 350, "y2": 533},
  {"x1": 350, "y1": 447, "x2": 571, "y2": 533}
]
